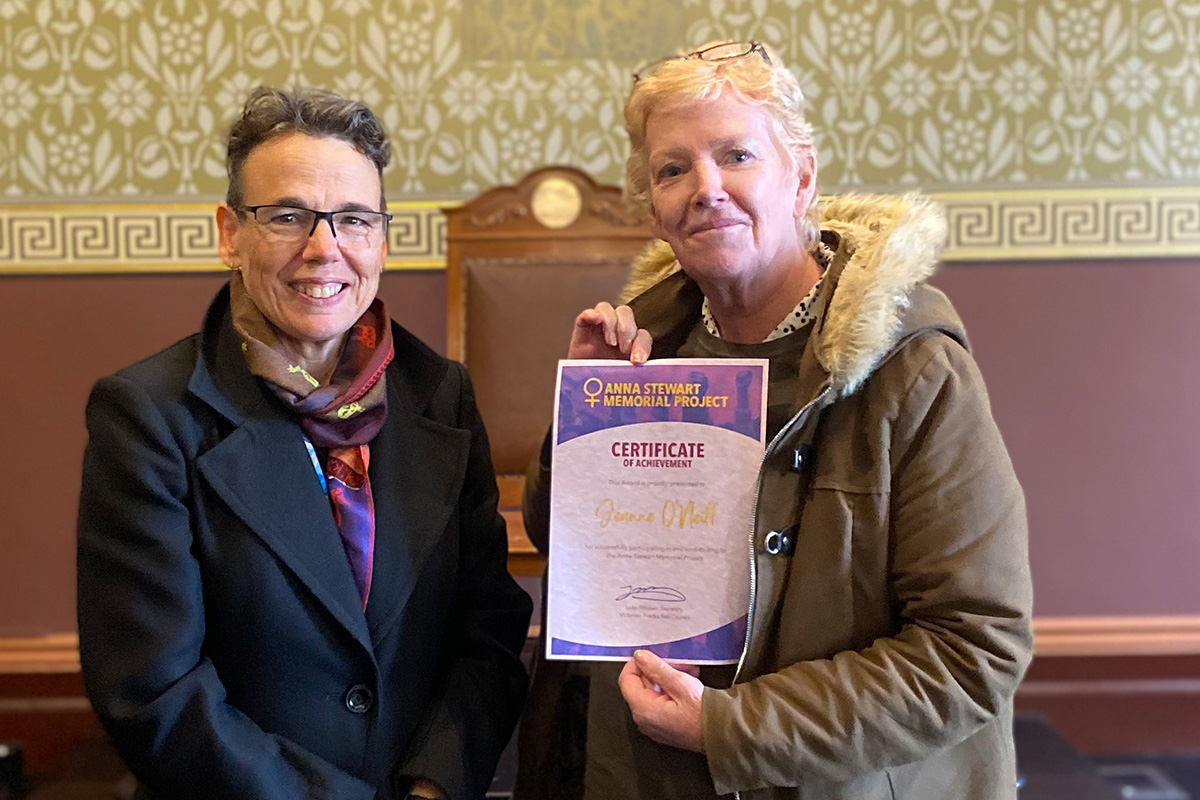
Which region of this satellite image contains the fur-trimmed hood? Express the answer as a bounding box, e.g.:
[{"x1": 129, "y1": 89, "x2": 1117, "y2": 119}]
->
[{"x1": 622, "y1": 193, "x2": 959, "y2": 397}]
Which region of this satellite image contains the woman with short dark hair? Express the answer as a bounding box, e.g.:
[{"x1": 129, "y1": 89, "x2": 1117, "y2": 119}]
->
[{"x1": 78, "y1": 87, "x2": 531, "y2": 800}]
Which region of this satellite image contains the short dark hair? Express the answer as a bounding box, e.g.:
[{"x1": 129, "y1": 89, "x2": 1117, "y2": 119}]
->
[{"x1": 225, "y1": 87, "x2": 392, "y2": 211}]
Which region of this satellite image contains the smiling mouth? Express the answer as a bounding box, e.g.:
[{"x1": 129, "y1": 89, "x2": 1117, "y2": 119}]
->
[
  {"x1": 293, "y1": 283, "x2": 346, "y2": 299},
  {"x1": 690, "y1": 219, "x2": 743, "y2": 235}
]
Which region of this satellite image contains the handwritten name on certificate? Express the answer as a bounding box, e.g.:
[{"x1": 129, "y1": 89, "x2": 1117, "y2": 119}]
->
[{"x1": 547, "y1": 358, "x2": 768, "y2": 664}]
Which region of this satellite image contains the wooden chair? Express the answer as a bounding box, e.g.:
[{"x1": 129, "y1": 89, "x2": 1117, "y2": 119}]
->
[{"x1": 444, "y1": 166, "x2": 654, "y2": 574}]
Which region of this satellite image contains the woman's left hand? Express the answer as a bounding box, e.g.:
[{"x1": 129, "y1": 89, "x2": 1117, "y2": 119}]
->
[{"x1": 617, "y1": 650, "x2": 705, "y2": 752}]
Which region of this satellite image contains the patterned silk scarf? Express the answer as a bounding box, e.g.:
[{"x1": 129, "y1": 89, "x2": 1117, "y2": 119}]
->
[{"x1": 229, "y1": 273, "x2": 394, "y2": 610}]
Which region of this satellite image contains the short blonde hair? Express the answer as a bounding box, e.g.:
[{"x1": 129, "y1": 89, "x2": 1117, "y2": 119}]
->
[{"x1": 624, "y1": 43, "x2": 819, "y2": 244}]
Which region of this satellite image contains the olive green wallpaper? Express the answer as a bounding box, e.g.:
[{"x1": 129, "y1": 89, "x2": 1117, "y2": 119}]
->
[{"x1": 1, "y1": 0, "x2": 1198, "y2": 270}]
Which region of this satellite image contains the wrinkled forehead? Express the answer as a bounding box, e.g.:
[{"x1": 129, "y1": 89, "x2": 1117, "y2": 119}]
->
[
  {"x1": 241, "y1": 132, "x2": 382, "y2": 203},
  {"x1": 644, "y1": 90, "x2": 778, "y2": 146},
  {"x1": 639, "y1": 79, "x2": 777, "y2": 140}
]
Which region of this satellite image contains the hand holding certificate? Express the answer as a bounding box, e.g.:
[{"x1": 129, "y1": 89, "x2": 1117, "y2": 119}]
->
[{"x1": 547, "y1": 358, "x2": 768, "y2": 664}]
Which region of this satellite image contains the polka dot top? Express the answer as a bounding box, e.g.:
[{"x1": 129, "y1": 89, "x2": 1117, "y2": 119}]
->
[{"x1": 700, "y1": 238, "x2": 834, "y2": 342}]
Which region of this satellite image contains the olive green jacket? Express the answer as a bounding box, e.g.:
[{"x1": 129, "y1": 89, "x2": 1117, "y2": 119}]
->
[{"x1": 523, "y1": 194, "x2": 1033, "y2": 800}]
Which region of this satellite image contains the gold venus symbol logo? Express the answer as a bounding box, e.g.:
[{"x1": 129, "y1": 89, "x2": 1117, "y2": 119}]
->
[{"x1": 582, "y1": 377, "x2": 603, "y2": 408}]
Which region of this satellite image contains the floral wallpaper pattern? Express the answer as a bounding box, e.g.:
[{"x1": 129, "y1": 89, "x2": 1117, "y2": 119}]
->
[{"x1": 0, "y1": 0, "x2": 1197, "y2": 201}]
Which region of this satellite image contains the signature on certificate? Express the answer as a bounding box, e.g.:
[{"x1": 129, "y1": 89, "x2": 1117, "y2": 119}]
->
[{"x1": 615, "y1": 585, "x2": 687, "y2": 602}]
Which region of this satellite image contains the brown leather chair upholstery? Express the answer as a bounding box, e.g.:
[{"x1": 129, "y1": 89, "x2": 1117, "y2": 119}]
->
[{"x1": 444, "y1": 166, "x2": 653, "y2": 573}]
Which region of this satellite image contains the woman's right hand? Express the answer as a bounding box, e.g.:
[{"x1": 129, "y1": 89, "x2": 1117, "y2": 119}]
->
[{"x1": 567, "y1": 302, "x2": 652, "y2": 363}]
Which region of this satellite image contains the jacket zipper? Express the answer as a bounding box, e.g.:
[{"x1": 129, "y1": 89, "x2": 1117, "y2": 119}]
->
[
  {"x1": 732, "y1": 384, "x2": 832, "y2": 684},
  {"x1": 730, "y1": 384, "x2": 830, "y2": 800}
]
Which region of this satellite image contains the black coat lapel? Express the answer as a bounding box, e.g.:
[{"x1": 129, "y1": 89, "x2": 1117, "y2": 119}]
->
[
  {"x1": 188, "y1": 287, "x2": 374, "y2": 656},
  {"x1": 197, "y1": 421, "x2": 374, "y2": 656},
  {"x1": 363, "y1": 377, "x2": 470, "y2": 642}
]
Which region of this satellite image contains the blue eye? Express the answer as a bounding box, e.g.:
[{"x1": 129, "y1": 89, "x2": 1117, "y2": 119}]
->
[
  {"x1": 728, "y1": 149, "x2": 752, "y2": 163},
  {"x1": 656, "y1": 164, "x2": 683, "y2": 180}
]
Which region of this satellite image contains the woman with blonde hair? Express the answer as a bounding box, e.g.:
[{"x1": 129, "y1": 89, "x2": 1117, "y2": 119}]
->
[{"x1": 516, "y1": 42, "x2": 1032, "y2": 800}]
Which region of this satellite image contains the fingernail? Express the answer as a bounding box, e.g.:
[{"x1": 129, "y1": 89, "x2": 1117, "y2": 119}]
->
[
  {"x1": 634, "y1": 650, "x2": 649, "y2": 663},
  {"x1": 631, "y1": 351, "x2": 645, "y2": 364}
]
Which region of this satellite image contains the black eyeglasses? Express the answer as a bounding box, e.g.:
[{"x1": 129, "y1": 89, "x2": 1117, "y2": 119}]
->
[
  {"x1": 632, "y1": 41, "x2": 772, "y2": 82},
  {"x1": 237, "y1": 205, "x2": 392, "y2": 248}
]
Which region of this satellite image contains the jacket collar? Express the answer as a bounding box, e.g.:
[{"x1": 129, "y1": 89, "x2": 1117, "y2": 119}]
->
[
  {"x1": 186, "y1": 284, "x2": 456, "y2": 656},
  {"x1": 187, "y1": 283, "x2": 267, "y2": 426}
]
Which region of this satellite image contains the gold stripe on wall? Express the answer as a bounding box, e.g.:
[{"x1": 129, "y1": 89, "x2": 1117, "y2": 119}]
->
[
  {"x1": 0, "y1": 634, "x2": 80, "y2": 674},
  {"x1": 4, "y1": 616, "x2": 1200, "y2": 674},
  {"x1": 2, "y1": 188, "x2": 1198, "y2": 275},
  {"x1": 1033, "y1": 616, "x2": 1200, "y2": 658}
]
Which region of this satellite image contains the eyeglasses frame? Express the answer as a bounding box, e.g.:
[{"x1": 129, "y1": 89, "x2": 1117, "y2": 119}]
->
[
  {"x1": 235, "y1": 204, "x2": 393, "y2": 244},
  {"x1": 632, "y1": 41, "x2": 772, "y2": 83}
]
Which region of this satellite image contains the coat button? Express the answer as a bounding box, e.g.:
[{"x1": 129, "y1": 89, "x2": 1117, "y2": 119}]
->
[
  {"x1": 764, "y1": 526, "x2": 797, "y2": 556},
  {"x1": 344, "y1": 684, "x2": 374, "y2": 714}
]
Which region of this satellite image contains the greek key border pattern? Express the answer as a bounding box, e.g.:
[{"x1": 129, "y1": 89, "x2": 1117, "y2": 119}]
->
[
  {"x1": 0, "y1": 202, "x2": 452, "y2": 274},
  {"x1": 933, "y1": 189, "x2": 1200, "y2": 261},
  {"x1": 2, "y1": 190, "x2": 1198, "y2": 274}
]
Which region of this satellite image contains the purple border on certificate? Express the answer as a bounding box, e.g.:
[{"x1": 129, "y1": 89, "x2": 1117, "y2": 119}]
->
[
  {"x1": 556, "y1": 361, "x2": 765, "y2": 446},
  {"x1": 548, "y1": 359, "x2": 767, "y2": 664},
  {"x1": 550, "y1": 616, "x2": 747, "y2": 660}
]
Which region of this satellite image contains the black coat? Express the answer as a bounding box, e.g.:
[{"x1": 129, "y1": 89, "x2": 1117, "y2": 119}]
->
[{"x1": 77, "y1": 286, "x2": 532, "y2": 800}]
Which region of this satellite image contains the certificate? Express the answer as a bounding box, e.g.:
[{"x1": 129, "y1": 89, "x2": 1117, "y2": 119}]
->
[{"x1": 546, "y1": 358, "x2": 768, "y2": 664}]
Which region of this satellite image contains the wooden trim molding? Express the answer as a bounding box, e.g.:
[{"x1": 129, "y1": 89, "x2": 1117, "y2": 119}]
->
[
  {"x1": 1, "y1": 629, "x2": 1195, "y2": 767},
  {"x1": 1033, "y1": 615, "x2": 1200, "y2": 657},
  {"x1": 1016, "y1": 652, "x2": 1200, "y2": 754},
  {"x1": 0, "y1": 634, "x2": 80, "y2": 674},
  {"x1": 2, "y1": 616, "x2": 1198, "y2": 674},
  {"x1": 0, "y1": 646, "x2": 97, "y2": 775}
]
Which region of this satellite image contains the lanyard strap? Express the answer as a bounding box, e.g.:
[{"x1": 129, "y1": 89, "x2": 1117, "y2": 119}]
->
[{"x1": 302, "y1": 436, "x2": 327, "y2": 494}]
